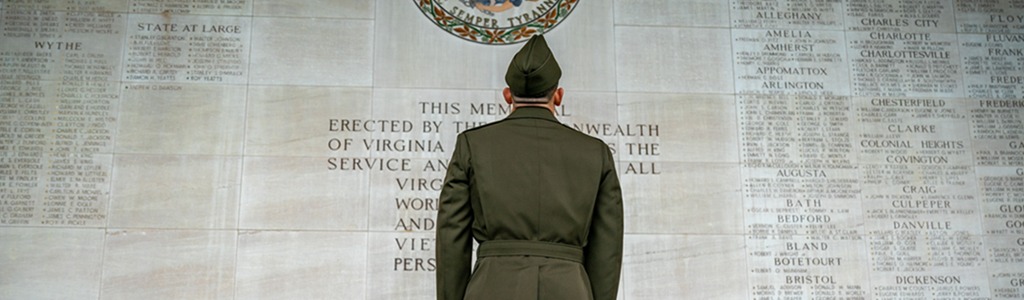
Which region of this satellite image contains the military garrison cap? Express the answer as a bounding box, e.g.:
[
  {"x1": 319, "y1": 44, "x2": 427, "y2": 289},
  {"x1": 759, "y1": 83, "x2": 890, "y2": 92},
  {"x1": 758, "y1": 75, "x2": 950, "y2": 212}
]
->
[{"x1": 505, "y1": 35, "x2": 561, "y2": 99}]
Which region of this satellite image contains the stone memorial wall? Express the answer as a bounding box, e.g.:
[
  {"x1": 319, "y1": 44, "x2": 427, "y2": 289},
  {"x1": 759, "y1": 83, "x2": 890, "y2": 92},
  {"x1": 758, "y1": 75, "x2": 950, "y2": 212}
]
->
[{"x1": 1, "y1": 0, "x2": 1022, "y2": 299}]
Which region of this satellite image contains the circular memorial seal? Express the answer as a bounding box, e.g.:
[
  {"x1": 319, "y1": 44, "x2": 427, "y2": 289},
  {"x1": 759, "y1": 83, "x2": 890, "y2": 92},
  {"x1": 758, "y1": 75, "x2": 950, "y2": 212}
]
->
[{"x1": 415, "y1": 0, "x2": 579, "y2": 45}]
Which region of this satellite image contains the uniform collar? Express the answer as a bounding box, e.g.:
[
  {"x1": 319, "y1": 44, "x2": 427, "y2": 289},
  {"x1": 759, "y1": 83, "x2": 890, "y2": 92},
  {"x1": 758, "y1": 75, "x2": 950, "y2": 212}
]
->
[{"x1": 505, "y1": 106, "x2": 559, "y2": 122}]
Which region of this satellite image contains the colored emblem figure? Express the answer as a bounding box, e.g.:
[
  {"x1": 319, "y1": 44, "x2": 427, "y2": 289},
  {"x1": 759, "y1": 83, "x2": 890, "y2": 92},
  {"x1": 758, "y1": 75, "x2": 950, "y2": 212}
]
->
[
  {"x1": 472, "y1": 0, "x2": 523, "y2": 13},
  {"x1": 436, "y1": 35, "x2": 624, "y2": 300}
]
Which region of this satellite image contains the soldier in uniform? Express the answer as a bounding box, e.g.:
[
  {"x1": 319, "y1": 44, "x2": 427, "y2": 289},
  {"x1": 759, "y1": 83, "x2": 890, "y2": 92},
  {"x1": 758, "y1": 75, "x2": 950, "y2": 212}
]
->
[{"x1": 436, "y1": 35, "x2": 623, "y2": 300}]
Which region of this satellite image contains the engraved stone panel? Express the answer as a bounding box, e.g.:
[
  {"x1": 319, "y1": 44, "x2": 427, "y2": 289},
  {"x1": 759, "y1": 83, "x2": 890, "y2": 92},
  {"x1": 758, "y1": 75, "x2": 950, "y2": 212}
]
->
[
  {"x1": 845, "y1": 0, "x2": 956, "y2": 32},
  {"x1": 854, "y1": 97, "x2": 989, "y2": 300},
  {"x1": 743, "y1": 167, "x2": 864, "y2": 236},
  {"x1": 616, "y1": 26, "x2": 734, "y2": 94},
  {"x1": 977, "y1": 166, "x2": 1024, "y2": 235},
  {"x1": 0, "y1": 69, "x2": 119, "y2": 227},
  {"x1": 369, "y1": 88, "x2": 504, "y2": 157},
  {"x1": 969, "y1": 100, "x2": 1024, "y2": 167},
  {"x1": 614, "y1": 0, "x2": 730, "y2": 27},
  {"x1": 737, "y1": 92, "x2": 860, "y2": 242},
  {"x1": 738, "y1": 94, "x2": 857, "y2": 167},
  {"x1": 867, "y1": 233, "x2": 990, "y2": 299},
  {"x1": 854, "y1": 98, "x2": 979, "y2": 236},
  {"x1": 958, "y1": 33, "x2": 1024, "y2": 99},
  {"x1": 985, "y1": 235, "x2": 1024, "y2": 299},
  {"x1": 621, "y1": 162, "x2": 742, "y2": 234},
  {"x1": 557, "y1": 91, "x2": 619, "y2": 140},
  {"x1": 623, "y1": 234, "x2": 748, "y2": 299},
  {"x1": 0, "y1": 77, "x2": 120, "y2": 152},
  {"x1": 245, "y1": 86, "x2": 373, "y2": 157},
  {"x1": 117, "y1": 83, "x2": 245, "y2": 155},
  {"x1": 955, "y1": 0, "x2": 1024, "y2": 33},
  {"x1": 128, "y1": 0, "x2": 252, "y2": 16},
  {"x1": 1, "y1": 3, "x2": 123, "y2": 228},
  {"x1": 3, "y1": 0, "x2": 128, "y2": 12},
  {"x1": 619, "y1": 93, "x2": 738, "y2": 163},
  {"x1": 369, "y1": 158, "x2": 444, "y2": 233},
  {"x1": 0, "y1": 153, "x2": 112, "y2": 227},
  {"x1": 109, "y1": 154, "x2": 241, "y2": 229},
  {"x1": 249, "y1": 17, "x2": 372, "y2": 86},
  {"x1": 240, "y1": 156, "x2": 369, "y2": 230},
  {"x1": 970, "y1": 99, "x2": 1024, "y2": 238},
  {"x1": 254, "y1": 0, "x2": 373, "y2": 18},
  {"x1": 374, "y1": 0, "x2": 496, "y2": 89},
  {"x1": 100, "y1": 229, "x2": 236, "y2": 300},
  {"x1": 730, "y1": 0, "x2": 844, "y2": 30},
  {"x1": 747, "y1": 236, "x2": 869, "y2": 299},
  {"x1": 1, "y1": 9, "x2": 125, "y2": 82},
  {"x1": 847, "y1": 31, "x2": 964, "y2": 98},
  {"x1": 732, "y1": 29, "x2": 851, "y2": 96},
  {"x1": 0, "y1": 228, "x2": 103, "y2": 300},
  {"x1": 367, "y1": 231, "x2": 436, "y2": 300},
  {"x1": 236, "y1": 230, "x2": 368, "y2": 299},
  {"x1": 123, "y1": 13, "x2": 250, "y2": 84}
]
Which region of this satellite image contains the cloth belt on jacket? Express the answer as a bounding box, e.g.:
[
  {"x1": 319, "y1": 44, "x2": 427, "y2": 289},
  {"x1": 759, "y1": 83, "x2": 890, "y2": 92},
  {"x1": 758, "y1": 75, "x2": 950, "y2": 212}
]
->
[{"x1": 477, "y1": 240, "x2": 584, "y2": 263}]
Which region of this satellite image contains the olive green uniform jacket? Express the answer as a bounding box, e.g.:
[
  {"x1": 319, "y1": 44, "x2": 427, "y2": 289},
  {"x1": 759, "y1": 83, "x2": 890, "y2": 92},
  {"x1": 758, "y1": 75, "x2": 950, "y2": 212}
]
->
[{"x1": 436, "y1": 107, "x2": 623, "y2": 300}]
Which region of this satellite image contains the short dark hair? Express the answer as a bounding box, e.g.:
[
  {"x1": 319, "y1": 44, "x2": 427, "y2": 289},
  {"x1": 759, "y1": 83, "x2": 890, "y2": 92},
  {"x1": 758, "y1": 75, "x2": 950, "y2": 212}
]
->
[{"x1": 511, "y1": 86, "x2": 557, "y2": 102}]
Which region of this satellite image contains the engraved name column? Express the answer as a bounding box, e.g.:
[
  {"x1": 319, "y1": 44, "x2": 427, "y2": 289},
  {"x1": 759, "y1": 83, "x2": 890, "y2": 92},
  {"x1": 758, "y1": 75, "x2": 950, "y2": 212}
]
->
[
  {"x1": 970, "y1": 99, "x2": 1024, "y2": 299},
  {"x1": 846, "y1": 1, "x2": 962, "y2": 98},
  {"x1": 123, "y1": 13, "x2": 248, "y2": 84},
  {"x1": 847, "y1": 0, "x2": 990, "y2": 298},
  {"x1": 114, "y1": 2, "x2": 250, "y2": 232},
  {"x1": 856, "y1": 98, "x2": 987, "y2": 299},
  {"x1": 956, "y1": 3, "x2": 1024, "y2": 297},
  {"x1": 959, "y1": 33, "x2": 1024, "y2": 99},
  {"x1": 732, "y1": 2, "x2": 869, "y2": 298},
  {"x1": 1, "y1": 1, "x2": 124, "y2": 227}
]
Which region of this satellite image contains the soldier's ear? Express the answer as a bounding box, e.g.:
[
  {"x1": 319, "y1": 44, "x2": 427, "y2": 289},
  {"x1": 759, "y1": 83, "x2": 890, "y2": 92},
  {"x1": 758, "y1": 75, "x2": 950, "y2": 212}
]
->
[
  {"x1": 503, "y1": 87, "x2": 514, "y2": 105},
  {"x1": 552, "y1": 88, "x2": 564, "y2": 107}
]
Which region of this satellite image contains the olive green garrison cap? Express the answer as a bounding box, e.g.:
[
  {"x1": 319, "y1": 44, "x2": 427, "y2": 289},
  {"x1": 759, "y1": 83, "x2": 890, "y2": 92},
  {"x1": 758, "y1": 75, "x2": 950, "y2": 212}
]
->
[{"x1": 505, "y1": 35, "x2": 561, "y2": 98}]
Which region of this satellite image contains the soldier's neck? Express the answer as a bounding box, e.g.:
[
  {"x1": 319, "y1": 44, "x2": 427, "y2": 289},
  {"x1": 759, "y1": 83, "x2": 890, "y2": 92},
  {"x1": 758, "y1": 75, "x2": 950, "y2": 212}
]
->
[{"x1": 511, "y1": 103, "x2": 555, "y2": 114}]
